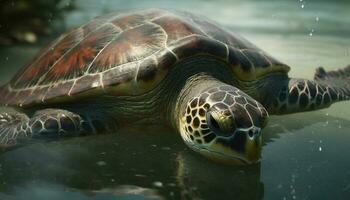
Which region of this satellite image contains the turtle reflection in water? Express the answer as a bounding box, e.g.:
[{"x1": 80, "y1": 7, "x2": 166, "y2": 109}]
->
[{"x1": 0, "y1": 9, "x2": 349, "y2": 165}]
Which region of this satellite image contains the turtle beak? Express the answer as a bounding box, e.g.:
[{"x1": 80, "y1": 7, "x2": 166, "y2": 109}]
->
[
  {"x1": 243, "y1": 127, "x2": 262, "y2": 163},
  {"x1": 198, "y1": 127, "x2": 262, "y2": 166}
]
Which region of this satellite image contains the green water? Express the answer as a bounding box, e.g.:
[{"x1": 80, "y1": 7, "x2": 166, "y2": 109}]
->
[{"x1": 0, "y1": 0, "x2": 350, "y2": 199}]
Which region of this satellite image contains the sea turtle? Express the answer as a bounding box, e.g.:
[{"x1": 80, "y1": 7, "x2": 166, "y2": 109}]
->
[{"x1": 0, "y1": 9, "x2": 349, "y2": 165}]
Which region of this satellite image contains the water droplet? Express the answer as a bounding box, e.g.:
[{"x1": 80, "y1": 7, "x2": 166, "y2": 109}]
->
[
  {"x1": 5, "y1": 57, "x2": 8, "y2": 61},
  {"x1": 97, "y1": 161, "x2": 107, "y2": 166},
  {"x1": 291, "y1": 188, "x2": 296, "y2": 194},
  {"x1": 316, "y1": 17, "x2": 319, "y2": 22},
  {"x1": 308, "y1": 29, "x2": 315, "y2": 37},
  {"x1": 301, "y1": 4, "x2": 305, "y2": 8},
  {"x1": 168, "y1": 183, "x2": 176, "y2": 187},
  {"x1": 153, "y1": 181, "x2": 163, "y2": 188},
  {"x1": 319, "y1": 147, "x2": 322, "y2": 151},
  {"x1": 92, "y1": 81, "x2": 99, "y2": 88},
  {"x1": 135, "y1": 174, "x2": 147, "y2": 178}
]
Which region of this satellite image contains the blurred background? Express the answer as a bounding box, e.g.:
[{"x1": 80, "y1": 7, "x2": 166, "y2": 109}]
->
[
  {"x1": 1, "y1": 0, "x2": 349, "y2": 44},
  {"x1": 0, "y1": 0, "x2": 349, "y2": 83},
  {"x1": 0, "y1": 0, "x2": 75, "y2": 45},
  {"x1": 0, "y1": 0, "x2": 350, "y2": 200}
]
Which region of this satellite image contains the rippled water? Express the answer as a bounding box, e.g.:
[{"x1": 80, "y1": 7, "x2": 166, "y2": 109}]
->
[{"x1": 0, "y1": 0, "x2": 350, "y2": 199}]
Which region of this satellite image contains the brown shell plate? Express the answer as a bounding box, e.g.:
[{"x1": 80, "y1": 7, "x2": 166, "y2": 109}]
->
[{"x1": 0, "y1": 8, "x2": 290, "y2": 107}]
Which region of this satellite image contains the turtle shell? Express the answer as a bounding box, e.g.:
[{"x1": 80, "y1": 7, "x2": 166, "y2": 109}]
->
[{"x1": 0, "y1": 8, "x2": 290, "y2": 107}]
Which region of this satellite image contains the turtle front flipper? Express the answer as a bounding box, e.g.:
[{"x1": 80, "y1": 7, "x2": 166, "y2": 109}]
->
[
  {"x1": 268, "y1": 65, "x2": 350, "y2": 114},
  {"x1": 0, "y1": 109, "x2": 97, "y2": 148},
  {"x1": 29, "y1": 109, "x2": 85, "y2": 139},
  {"x1": 0, "y1": 112, "x2": 30, "y2": 147}
]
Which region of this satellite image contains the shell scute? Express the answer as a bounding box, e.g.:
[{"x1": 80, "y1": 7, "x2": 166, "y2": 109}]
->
[
  {"x1": 242, "y1": 50, "x2": 271, "y2": 68},
  {"x1": 69, "y1": 74, "x2": 101, "y2": 96},
  {"x1": 15, "y1": 90, "x2": 33, "y2": 106},
  {"x1": 152, "y1": 15, "x2": 205, "y2": 44},
  {"x1": 170, "y1": 35, "x2": 227, "y2": 60},
  {"x1": 111, "y1": 13, "x2": 148, "y2": 29},
  {"x1": 190, "y1": 17, "x2": 257, "y2": 50},
  {"x1": 228, "y1": 48, "x2": 253, "y2": 73},
  {"x1": 21, "y1": 87, "x2": 48, "y2": 105},
  {"x1": 136, "y1": 57, "x2": 158, "y2": 83},
  {"x1": 155, "y1": 50, "x2": 178, "y2": 70},
  {"x1": 82, "y1": 12, "x2": 119, "y2": 34},
  {"x1": 44, "y1": 82, "x2": 72, "y2": 102},
  {"x1": 88, "y1": 23, "x2": 166, "y2": 74},
  {"x1": 102, "y1": 62, "x2": 137, "y2": 93},
  {"x1": 42, "y1": 24, "x2": 120, "y2": 84},
  {"x1": 12, "y1": 28, "x2": 84, "y2": 88}
]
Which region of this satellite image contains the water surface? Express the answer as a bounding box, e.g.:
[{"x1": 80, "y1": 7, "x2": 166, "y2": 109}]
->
[{"x1": 0, "y1": 0, "x2": 349, "y2": 199}]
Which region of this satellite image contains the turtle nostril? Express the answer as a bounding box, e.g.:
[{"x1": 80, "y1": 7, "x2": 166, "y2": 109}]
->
[
  {"x1": 248, "y1": 129, "x2": 255, "y2": 138},
  {"x1": 247, "y1": 128, "x2": 260, "y2": 138}
]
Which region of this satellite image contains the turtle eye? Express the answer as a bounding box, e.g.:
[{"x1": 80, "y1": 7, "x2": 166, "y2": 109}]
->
[
  {"x1": 208, "y1": 114, "x2": 220, "y2": 130},
  {"x1": 206, "y1": 109, "x2": 236, "y2": 136}
]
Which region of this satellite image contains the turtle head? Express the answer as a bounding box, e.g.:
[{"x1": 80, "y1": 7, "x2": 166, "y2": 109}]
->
[{"x1": 178, "y1": 85, "x2": 269, "y2": 165}]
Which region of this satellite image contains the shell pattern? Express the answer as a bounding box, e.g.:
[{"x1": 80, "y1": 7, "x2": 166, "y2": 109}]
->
[{"x1": 0, "y1": 9, "x2": 290, "y2": 107}]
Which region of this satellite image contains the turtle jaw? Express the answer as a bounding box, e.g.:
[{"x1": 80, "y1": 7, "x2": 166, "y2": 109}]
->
[
  {"x1": 203, "y1": 132, "x2": 262, "y2": 165},
  {"x1": 196, "y1": 145, "x2": 261, "y2": 166},
  {"x1": 181, "y1": 128, "x2": 263, "y2": 166},
  {"x1": 178, "y1": 116, "x2": 263, "y2": 165}
]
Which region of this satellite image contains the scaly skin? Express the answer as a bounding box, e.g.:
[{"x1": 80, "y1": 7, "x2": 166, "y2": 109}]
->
[
  {"x1": 174, "y1": 75, "x2": 268, "y2": 165},
  {"x1": 0, "y1": 109, "x2": 87, "y2": 147},
  {"x1": 265, "y1": 66, "x2": 350, "y2": 114}
]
